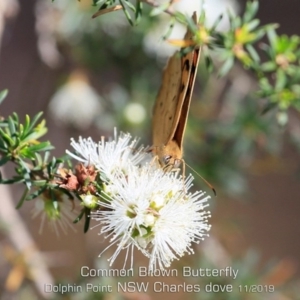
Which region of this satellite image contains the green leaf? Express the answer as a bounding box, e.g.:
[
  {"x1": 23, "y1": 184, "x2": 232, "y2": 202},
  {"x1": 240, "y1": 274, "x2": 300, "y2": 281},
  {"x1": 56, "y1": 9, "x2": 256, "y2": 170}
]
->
[
  {"x1": 259, "y1": 78, "x2": 273, "y2": 94},
  {"x1": 0, "y1": 176, "x2": 24, "y2": 184},
  {"x1": 53, "y1": 199, "x2": 59, "y2": 210},
  {"x1": 0, "y1": 128, "x2": 14, "y2": 147},
  {"x1": 211, "y1": 14, "x2": 223, "y2": 31},
  {"x1": 22, "y1": 127, "x2": 48, "y2": 143},
  {"x1": 32, "y1": 180, "x2": 48, "y2": 187},
  {"x1": 16, "y1": 188, "x2": 29, "y2": 209},
  {"x1": 261, "y1": 102, "x2": 277, "y2": 114},
  {"x1": 198, "y1": 7, "x2": 205, "y2": 24},
  {"x1": 211, "y1": 33, "x2": 224, "y2": 47},
  {"x1": 227, "y1": 8, "x2": 235, "y2": 28},
  {"x1": 246, "y1": 19, "x2": 260, "y2": 32},
  {"x1": 12, "y1": 112, "x2": 19, "y2": 124},
  {"x1": 149, "y1": 2, "x2": 169, "y2": 16},
  {"x1": 243, "y1": 0, "x2": 259, "y2": 23},
  {"x1": 275, "y1": 69, "x2": 287, "y2": 91},
  {"x1": 119, "y1": 0, "x2": 133, "y2": 26},
  {"x1": 23, "y1": 115, "x2": 31, "y2": 136},
  {"x1": 74, "y1": 208, "x2": 85, "y2": 224},
  {"x1": 99, "y1": 3, "x2": 108, "y2": 10},
  {"x1": 34, "y1": 153, "x2": 43, "y2": 166},
  {"x1": 267, "y1": 28, "x2": 278, "y2": 50},
  {"x1": 26, "y1": 141, "x2": 54, "y2": 153},
  {"x1": 204, "y1": 54, "x2": 214, "y2": 73},
  {"x1": 19, "y1": 159, "x2": 32, "y2": 188},
  {"x1": 173, "y1": 11, "x2": 187, "y2": 25},
  {"x1": 123, "y1": 0, "x2": 136, "y2": 13},
  {"x1": 219, "y1": 57, "x2": 234, "y2": 77},
  {"x1": 84, "y1": 208, "x2": 91, "y2": 233},
  {"x1": 8, "y1": 116, "x2": 16, "y2": 136},
  {"x1": 19, "y1": 124, "x2": 24, "y2": 137},
  {"x1": 135, "y1": 0, "x2": 142, "y2": 23},
  {"x1": 232, "y1": 16, "x2": 241, "y2": 29},
  {"x1": 0, "y1": 156, "x2": 10, "y2": 166},
  {"x1": 185, "y1": 14, "x2": 198, "y2": 33},
  {"x1": 26, "y1": 112, "x2": 44, "y2": 134},
  {"x1": 59, "y1": 188, "x2": 74, "y2": 200},
  {"x1": 26, "y1": 186, "x2": 47, "y2": 200},
  {"x1": 43, "y1": 151, "x2": 50, "y2": 164},
  {"x1": 0, "y1": 143, "x2": 8, "y2": 152},
  {"x1": 161, "y1": 18, "x2": 175, "y2": 40},
  {"x1": 253, "y1": 27, "x2": 269, "y2": 42},
  {"x1": 0, "y1": 89, "x2": 8, "y2": 105},
  {"x1": 47, "y1": 156, "x2": 57, "y2": 176},
  {"x1": 260, "y1": 43, "x2": 274, "y2": 60},
  {"x1": 246, "y1": 44, "x2": 260, "y2": 63},
  {"x1": 261, "y1": 61, "x2": 276, "y2": 72}
]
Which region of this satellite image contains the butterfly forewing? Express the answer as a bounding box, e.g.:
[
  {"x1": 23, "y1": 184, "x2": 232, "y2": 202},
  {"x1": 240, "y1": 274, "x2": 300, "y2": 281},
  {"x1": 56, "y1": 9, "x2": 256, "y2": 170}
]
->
[
  {"x1": 152, "y1": 55, "x2": 183, "y2": 150},
  {"x1": 152, "y1": 12, "x2": 200, "y2": 168},
  {"x1": 174, "y1": 47, "x2": 201, "y2": 150}
]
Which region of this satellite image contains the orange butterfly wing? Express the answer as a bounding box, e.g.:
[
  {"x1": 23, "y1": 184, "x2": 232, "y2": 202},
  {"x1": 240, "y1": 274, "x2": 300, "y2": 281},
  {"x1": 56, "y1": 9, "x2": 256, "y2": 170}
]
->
[
  {"x1": 152, "y1": 12, "x2": 200, "y2": 167},
  {"x1": 174, "y1": 45, "x2": 201, "y2": 150}
]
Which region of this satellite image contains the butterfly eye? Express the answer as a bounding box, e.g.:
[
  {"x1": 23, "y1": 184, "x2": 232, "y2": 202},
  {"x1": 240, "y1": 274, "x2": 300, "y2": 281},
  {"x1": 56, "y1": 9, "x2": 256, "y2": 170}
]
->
[{"x1": 163, "y1": 155, "x2": 172, "y2": 165}]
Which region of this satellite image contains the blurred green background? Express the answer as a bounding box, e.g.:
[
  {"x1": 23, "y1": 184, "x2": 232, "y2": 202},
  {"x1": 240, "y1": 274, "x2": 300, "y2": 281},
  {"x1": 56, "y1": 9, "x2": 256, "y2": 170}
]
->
[{"x1": 0, "y1": 0, "x2": 300, "y2": 299}]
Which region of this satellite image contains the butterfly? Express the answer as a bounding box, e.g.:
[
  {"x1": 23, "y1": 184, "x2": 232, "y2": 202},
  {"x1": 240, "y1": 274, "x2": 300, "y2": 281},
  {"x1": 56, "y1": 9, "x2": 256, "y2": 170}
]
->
[{"x1": 152, "y1": 12, "x2": 201, "y2": 170}]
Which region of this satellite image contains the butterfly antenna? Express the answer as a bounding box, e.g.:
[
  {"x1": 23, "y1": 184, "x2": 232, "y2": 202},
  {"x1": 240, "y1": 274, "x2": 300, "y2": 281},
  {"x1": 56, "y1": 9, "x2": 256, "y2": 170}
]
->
[{"x1": 184, "y1": 160, "x2": 217, "y2": 196}]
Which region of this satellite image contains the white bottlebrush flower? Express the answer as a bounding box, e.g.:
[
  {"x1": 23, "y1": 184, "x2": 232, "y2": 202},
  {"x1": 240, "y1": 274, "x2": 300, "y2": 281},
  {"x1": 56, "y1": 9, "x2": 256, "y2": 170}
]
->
[
  {"x1": 66, "y1": 136, "x2": 98, "y2": 165},
  {"x1": 32, "y1": 197, "x2": 77, "y2": 236},
  {"x1": 66, "y1": 129, "x2": 211, "y2": 270},
  {"x1": 48, "y1": 70, "x2": 103, "y2": 130},
  {"x1": 91, "y1": 163, "x2": 211, "y2": 271},
  {"x1": 149, "y1": 188, "x2": 211, "y2": 271},
  {"x1": 66, "y1": 128, "x2": 151, "y2": 181}
]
